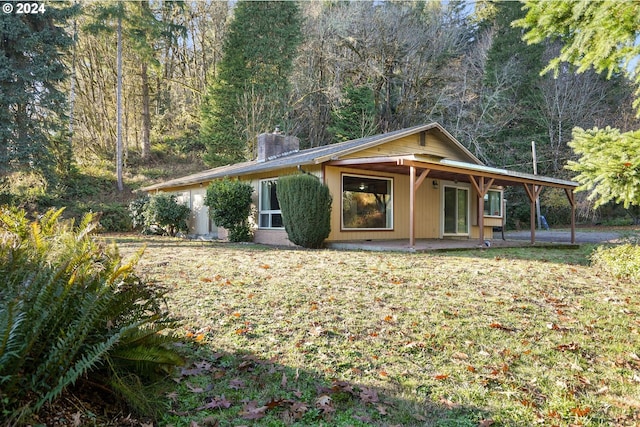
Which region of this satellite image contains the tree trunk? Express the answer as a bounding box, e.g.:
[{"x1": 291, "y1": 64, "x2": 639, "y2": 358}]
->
[
  {"x1": 116, "y1": 14, "x2": 123, "y2": 191},
  {"x1": 141, "y1": 61, "x2": 151, "y2": 160}
]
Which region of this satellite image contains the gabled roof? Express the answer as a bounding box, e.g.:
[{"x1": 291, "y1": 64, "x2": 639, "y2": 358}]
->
[{"x1": 141, "y1": 123, "x2": 481, "y2": 192}]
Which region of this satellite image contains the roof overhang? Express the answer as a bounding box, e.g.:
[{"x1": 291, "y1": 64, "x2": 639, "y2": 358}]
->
[{"x1": 325, "y1": 154, "x2": 578, "y2": 189}]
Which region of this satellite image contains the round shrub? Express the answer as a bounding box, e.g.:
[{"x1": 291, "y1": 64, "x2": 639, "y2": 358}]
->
[
  {"x1": 277, "y1": 173, "x2": 332, "y2": 248},
  {"x1": 98, "y1": 202, "x2": 133, "y2": 232},
  {"x1": 143, "y1": 193, "x2": 190, "y2": 236},
  {"x1": 205, "y1": 178, "x2": 253, "y2": 242}
]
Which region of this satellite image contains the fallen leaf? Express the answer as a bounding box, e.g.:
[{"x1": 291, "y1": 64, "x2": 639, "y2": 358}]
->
[
  {"x1": 490, "y1": 322, "x2": 514, "y2": 332},
  {"x1": 434, "y1": 373, "x2": 449, "y2": 381},
  {"x1": 72, "y1": 412, "x2": 82, "y2": 427},
  {"x1": 186, "y1": 382, "x2": 205, "y2": 393},
  {"x1": 315, "y1": 395, "x2": 335, "y2": 414},
  {"x1": 229, "y1": 378, "x2": 246, "y2": 390},
  {"x1": 359, "y1": 387, "x2": 379, "y2": 404},
  {"x1": 281, "y1": 372, "x2": 287, "y2": 388},
  {"x1": 439, "y1": 397, "x2": 458, "y2": 409},
  {"x1": 570, "y1": 406, "x2": 591, "y2": 417},
  {"x1": 376, "y1": 404, "x2": 388, "y2": 415},
  {"x1": 478, "y1": 419, "x2": 495, "y2": 427},
  {"x1": 239, "y1": 401, "x2": 268, "y2": 420},
  {"x1": 196, "y1": 395, "x2": 232, "y2": 411}
]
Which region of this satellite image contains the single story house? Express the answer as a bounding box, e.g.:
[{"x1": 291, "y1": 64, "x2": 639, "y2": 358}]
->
[{"x1": 140, "y1": 123, "x2": 579, "y2": 247}]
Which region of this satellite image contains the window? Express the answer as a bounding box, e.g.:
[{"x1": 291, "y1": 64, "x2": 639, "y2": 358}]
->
[
  {"x1": 483, "y1": 190, "x2": 502, "y2": 217},
  {"x1": 259, "y1": 179, "x2": 283, "y2": 228},
  {"x1": 342, "y1": 174, "x2": 393, "y2": 230},
  {"x1": 444, "y1": 186, "x2": 469, "y2": 235}
]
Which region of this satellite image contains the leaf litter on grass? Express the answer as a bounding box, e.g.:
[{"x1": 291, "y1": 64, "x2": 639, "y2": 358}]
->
[{"x1": 112, "y1": 237, "x2": 640, "y2": 426}]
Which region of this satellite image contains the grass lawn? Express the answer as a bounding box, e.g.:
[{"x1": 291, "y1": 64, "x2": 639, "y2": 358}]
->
[{"x1": 113, "y1": 237, "x2": 640, "y2": 427}]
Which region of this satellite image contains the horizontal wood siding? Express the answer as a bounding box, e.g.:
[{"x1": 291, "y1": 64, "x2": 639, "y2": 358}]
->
[
  {"x1": 342, "y1": 132, "x2": 469, "y2": 161},
  {"x1": 325, "y1": 166, "x2": 441, "y2": 242}
]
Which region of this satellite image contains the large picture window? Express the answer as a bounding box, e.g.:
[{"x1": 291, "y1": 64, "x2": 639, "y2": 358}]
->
[
  {"x1": 259, "y1": 179, "x2": 283, "y2": 228},
  {"x1": 342, "y1": 174, "x2": 393, "y2": 230},
  {"x1": 483, "y1": 190, "x2": 502, "y2": 217}
]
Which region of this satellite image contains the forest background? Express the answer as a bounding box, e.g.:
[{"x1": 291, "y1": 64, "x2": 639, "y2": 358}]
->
[{"x1": 2, "y1": 0, "x2": 639, "y2": 230}]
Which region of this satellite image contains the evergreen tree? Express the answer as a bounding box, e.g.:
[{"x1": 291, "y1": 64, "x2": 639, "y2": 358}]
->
[
  {"x1": 0, "y1": 3, "x2": 78, "y2": 183},
  {"x1": 328, "y1": 84, "x2": 378, "y2": 143},
  {"x1": 480, "y1": 0, "x2": 546, "y2": 170},
  {"x1": 200, "y1": 1, "x2": 302, "y2": 166},
  {"x1": 514, "y1": 0, "x2": 640, "y2": 116},
  {"x1": 567, "y1": 126, "x2": 640, "y2": 209}
]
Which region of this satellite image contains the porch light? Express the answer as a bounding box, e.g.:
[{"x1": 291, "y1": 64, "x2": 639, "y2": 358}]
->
[{"x1": 432, "y1": 180, "x2": 439, "y2": 189}]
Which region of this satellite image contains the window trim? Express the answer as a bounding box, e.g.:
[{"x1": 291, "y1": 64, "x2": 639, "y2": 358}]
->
[
  {"x1": 258, "y1": 179, "x2": 284, "y2": 229},
  {"x1": 441, "y1": 184, "x2": 470, "y2": 237},
  {"x1": 483, "y1": 189, "x2": 503, "y2": 218},
  {"x1": 341, "y1": 173, "x2": 394, "y2": 231}
]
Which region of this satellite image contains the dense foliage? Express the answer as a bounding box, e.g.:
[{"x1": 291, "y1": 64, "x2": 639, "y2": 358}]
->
[
  {"x1": 205, "y1": 179, "x2": 254, "y2": 242},
  {"x1": 0, "y1": 208, "x2": 184, "y2": 424},
  {"x1": 200, "y1": 0, "x2": 302, "y2": 166},
  {"x1": 515, "y1": 0, "x2": 640, "y2": 115},
  {"x1": 566, "y1": 127, "x2": 640, "y2": 209},
  {"x1": 591, "y1": 243, "x2": 640, "y2": 284},
  {"x1": 135, "y1": 193, "x2": 190, "y2": 236},
  {"x1": 277, "y1": 174, "x2": 332, "y2": 249},
  {"x1": 0, "y1": 3, "x2": 78, "y2": 182}
]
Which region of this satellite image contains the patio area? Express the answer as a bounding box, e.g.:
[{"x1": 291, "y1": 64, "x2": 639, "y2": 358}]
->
[{"x1": 326, "y1": 237, "x2": 579, "y2": 253}]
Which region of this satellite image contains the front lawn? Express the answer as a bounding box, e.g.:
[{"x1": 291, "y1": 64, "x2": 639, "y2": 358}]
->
[{"x1": 117, "y1": 238, "x2": 639, "y2": 426}]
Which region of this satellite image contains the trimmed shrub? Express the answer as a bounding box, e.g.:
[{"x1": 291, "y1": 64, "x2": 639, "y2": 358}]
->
[
  {"x1": 591, "y1": 244, "x2": 640, "y2": 284},
  {"x1": 205, "y1": 178, "x2": 253, "y2": 242},
  {"x1": 0, "y1": 208, "x2": 184, "y2": 424},
  {"x1": 143, "y1": 193, "x2": 190, "y2": 237},
  {"x1": 98, "y1": 202, "x2": 133, "y2": 232},
  {"x1": 129, "y1": 194, "x2": 150, "y2": 230},
  {"x1": 277, "y1": 173, "x2": 332, "y2": 248}
]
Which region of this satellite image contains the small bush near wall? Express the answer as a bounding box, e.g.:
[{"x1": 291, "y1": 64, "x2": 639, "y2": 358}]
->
[
  {"x1": 205, "y1": 178, "x2": 253, "y2": 242},
  {"x1": 130, "y1": 193, "x2": 190, "y2": 236},
  {"x1": 591, "y1": 244, "x2": 640, "y2": 284},
  {"x1": 277, "y1": 173, "x2": 332, "y2": 249}
]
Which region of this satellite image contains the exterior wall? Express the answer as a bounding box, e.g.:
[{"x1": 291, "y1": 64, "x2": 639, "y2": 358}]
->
[
  {"x1": 247, "y1": 166, "x2": 322, "y2": 247},
  {"x1": 324, "y1": 166, "x2": 442, "y2": 242},
  {"x1": 342, "y1": 132, "x2": 474, "y2": 162}
]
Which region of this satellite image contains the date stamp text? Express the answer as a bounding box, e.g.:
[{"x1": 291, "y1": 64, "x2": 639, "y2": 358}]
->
[{"x1": 3, "y1": 2, "x2": 46, "y2": 14}]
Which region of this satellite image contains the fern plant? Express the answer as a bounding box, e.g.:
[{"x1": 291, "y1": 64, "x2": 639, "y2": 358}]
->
[{"x1": 0, "y1": 207, "x2": 184, "y2": 424}]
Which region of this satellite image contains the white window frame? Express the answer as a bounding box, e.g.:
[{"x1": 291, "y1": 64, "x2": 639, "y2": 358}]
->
[
  {"x1": 483, "y1": 189, "x2": 503, "y2": 218},
  {"x1": 258, "y1": 179, "x2": 284, "y2": 229},
  {"x1": 441, "y1": 184, "x2": 470, "y2": 237},
  {"x1": 341, "y1": 173, "x2": 393, "y2": 231}
]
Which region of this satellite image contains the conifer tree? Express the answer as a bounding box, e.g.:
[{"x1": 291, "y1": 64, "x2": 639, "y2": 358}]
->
[
  {"x1": 480, "y1": 0, "x2": 546, "y2": 169},
  {"x1": 200, "y1": 1, "x2": 302, "y2": 166},
  {"x1": 329, "y1": 85, "x2": 378, "y2": 143},
  {"x1": 0, "y1": 3, "x2": 78, "y2": 183}
]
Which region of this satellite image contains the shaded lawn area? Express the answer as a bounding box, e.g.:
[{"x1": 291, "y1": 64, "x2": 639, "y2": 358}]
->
[{"x1": 114, "y1": 237, "x2": 640, "y2": 427}]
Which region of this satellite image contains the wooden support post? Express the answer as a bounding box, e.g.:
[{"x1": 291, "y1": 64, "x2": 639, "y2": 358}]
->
[
  {"x1": 409, "y1": 167, "x2": 430, "y2": 248},
  {"x1": 469, "y1": 175, "x2": 494, "y2": 246},
  {"x1": 410, "y1": 166, "x2": 416, "y2": 248},
  {"x1": 564, "y1": 188, "x2": 576, "y2": 244},
  {"x1": 523, "y1": 183, "x2": 544, "y2": 244}
]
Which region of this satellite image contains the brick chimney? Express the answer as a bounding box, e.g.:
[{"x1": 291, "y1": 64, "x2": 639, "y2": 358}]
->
[{"x1": 257, "y1": 129, "x2": 299, "y2": 163}]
